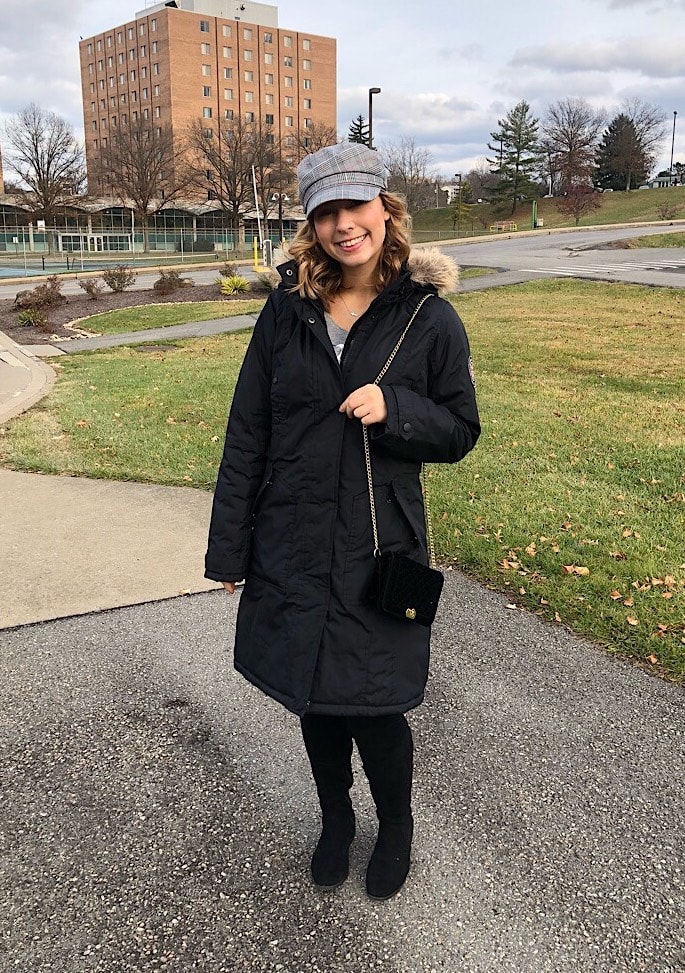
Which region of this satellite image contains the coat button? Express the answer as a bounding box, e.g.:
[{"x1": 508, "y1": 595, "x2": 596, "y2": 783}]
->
[
  {"x1": 272, "y1": 376, "x2": 278, "y2": 384},
  {"x1": 403, "y1": 422, "x2": 412, "y2": 433},
  {"x1": 307, "y1": 317, "x2": 315, "y2": 324},
  {"x1": 286, "y1": 269, "x2": 293, "y2": 276}
]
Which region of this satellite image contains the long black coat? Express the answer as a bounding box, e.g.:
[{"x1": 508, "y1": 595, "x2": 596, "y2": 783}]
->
[{"x1": 205, "y1": 248, "x2": 480, "y2": 717}]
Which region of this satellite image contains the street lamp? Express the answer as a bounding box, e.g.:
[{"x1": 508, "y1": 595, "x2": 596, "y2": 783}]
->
[
  {"x1": 670, "y1": 111, "x2": 678, "y2": 186},
  {"x1": 368, "y1": 87, "x2": 381, "y2": 149},
  {"x1": 454, "y1": 173, "x2": 462, "y2": 237}
]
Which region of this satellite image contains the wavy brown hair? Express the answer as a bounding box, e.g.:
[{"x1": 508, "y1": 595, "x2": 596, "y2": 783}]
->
[{"x1": 286, "y1": 191, "x2": 411, "y2": 306}]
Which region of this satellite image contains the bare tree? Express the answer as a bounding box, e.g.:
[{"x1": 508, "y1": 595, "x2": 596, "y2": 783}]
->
[
  {"x1": 3, "y1": 103, "x2": 85, "y2": 251},
  {"x1": 621, "y1": 98, "x2": 666, "y2": 175},
  {"x1": 294, "y1": 121, "x2": 339, "y2": 160},
  {"x1": 556, "y1": 185, "x2": 603, "y2": 226},
  {"x1": 542, "y1": 98, "x2": 606, "y2": 189},
  {"x1": 96, "y1": 120, "x2": 190, "y2": 251},
  {"x1": 379, "y1": 137, "x2": 436, "y2": 213}
]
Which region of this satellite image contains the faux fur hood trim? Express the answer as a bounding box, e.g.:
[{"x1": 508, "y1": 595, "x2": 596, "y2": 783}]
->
[{"x1": 406, "y1": 247, "x2": 459, "y2": 295}]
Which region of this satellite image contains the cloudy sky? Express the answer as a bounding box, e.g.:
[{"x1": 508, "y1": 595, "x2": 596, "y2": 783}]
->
[{"x1": 0, "y1": 0, "x2": 683, "y2": 180}]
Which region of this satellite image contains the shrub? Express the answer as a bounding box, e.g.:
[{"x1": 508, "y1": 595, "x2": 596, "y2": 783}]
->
[
  {"x1": 102, "y1": 265, "x2": 137, "y2": 293},
  {"x1": 218, "y1": 274, "x2": 251, "y2": 296},
  {"x1": 153, "y1": 269, "x2": 192, "y2": 295},
  {"x1": 78, "y1": 278, "x2": 105, "y2": 300},
  {"x1": 220, "y1": 260, "x2": 240, "y2": 277},
  {"x1": 251, "y1": 270, "x2": 278, "y2": 294},
  {"x1": 13, "y1": 275, "x2": 66, "y2": 311},
  {"x1": 16, "y1": 307, "x2": 48, "y2": 328},
  {"x1": 656, "y1": 201, "x2": 681, "y2": 221}
]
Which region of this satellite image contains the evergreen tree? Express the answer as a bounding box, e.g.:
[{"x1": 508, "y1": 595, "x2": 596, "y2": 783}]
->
[
  {"x1": 348, "y1": 114, "x2": 370, "y2": 146},
  {"x1": 487, "y1": 100, "x2": 540, "y2": 215},
  {"x1": 595, "y1": 114, "x2": 650, "y2": 191}
]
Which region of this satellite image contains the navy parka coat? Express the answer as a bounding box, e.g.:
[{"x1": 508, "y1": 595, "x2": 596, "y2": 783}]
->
[{"x1": 205, "y1": 247, "x2": 480, "y2": 717}]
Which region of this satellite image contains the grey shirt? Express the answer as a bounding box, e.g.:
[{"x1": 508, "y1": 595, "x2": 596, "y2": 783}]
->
[{"x1": 325, "y1": 312, "x2": 349, "y2": 363}]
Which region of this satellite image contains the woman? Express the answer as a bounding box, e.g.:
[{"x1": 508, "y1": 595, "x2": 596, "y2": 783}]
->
[{"x1": 205, "y1": 142, "x2": 480, "y2": 900}]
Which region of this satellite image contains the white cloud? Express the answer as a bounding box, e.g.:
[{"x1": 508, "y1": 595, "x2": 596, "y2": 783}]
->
[{"x1": 509, "y1": 37, "x2": 685, "y2": 79}]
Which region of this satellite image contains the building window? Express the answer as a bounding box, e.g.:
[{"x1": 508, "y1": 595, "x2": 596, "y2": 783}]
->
[
  {"x1": 131, "y1": 90, "x2": 137, "y2": 102},
  {"x1": 203, "y1": 107, "x2": 212, "y2": 118},
  {"x1": 154, "y1": 106, "x2": 161, "y2": 118},
  {"x1": 284, "y1": 76, "x2": 293, "y2": 87},
  {"x1": 283, "y1": 55, "x2": 292, "y2": 67},
  {"x1": 245, "y1": 91, "x2": 254, "y2": 102},
  {"x1": 141, "y1": 65, "x2": 147, "y2": 78},
  {"x1": 224, "y1": 109, "x2": 233, "y2": 119},
  {"x1": 265, "y1": 113, "x2": 274, "y2": 124},
  {"x1": 151, "y1": 18, "x2": 156, "y2": 31},
  {"x1": 132, "y1": 110, "x2": 138, "y2": 121},
  {"x1": 244, "y1": 70, "x2": 253, "y2": 82},
  {"x1": 139, "y1": 44, "x2": 146, "y2": 57},
  {"x1": 243, "y1": 28, "x2": 252, "y2": 40},
  {"x1": 97, "y1": 39, "x2": 102, "y2": 51},
  {"x1": 264, "y1": 72, "x2": 273, "y2": 84},
  {"x1": 119, "y1": 73, "x2": 125, "y2": 84},
  {"x1": 128, "y1": 27, "x2": 134, "y2": 40},
  {"x1": 151, "y1": 41, "x2": 158, "y2": 53},
  {"x1": 202, "y1": 64, "x2": 211, "y2": 76},
  {"x1": 87, "y1": 42, "x2": 93, "y2": 54},
  {"x1": 139, "y1": 23, "x2": 145, "y2": 35},
  {"x1": 120, "y1": 93, "x2": 127, "y2": 104},
  {"x1": 142, "y1": 87, "x2": 148, "y2": 99},
  {"x1": 263, "y1": 31, "x2": 272, "y2": 43},
  {"x1": 200, "y1": 20, "x2": 210, "y2": 32},
  {"x1": 130, "y1": 69, "x2": 136, "y2": 81},
  {"x1": 203, "y1": 85, "x2": 211, "y2": 96},
  {"x1": 143, "y1": 107, "x2": 149, "y2": 118},
  {"x1": 118, "y1": 52, "x2": 124, "y2": 64},
  {"x1": 97, "y1": 59, "x2": 104, "y2": 71},
  {"x1": 285, "y1": 135, "x2": 294, "y2": 147},
  {"x1": 201, "y1": 42, "x2": 210, "y2": 55},
  {"x1": 88, "y1": 63, "x2": 94, "y2": 74},
  {"x1": 223, "y1": 67, "x2": 232, "y2": 79},
  {"x1": 90, "y1": 82, "x2": 95, "y2": 93},
  {"x1": 285, "y1": 115, "x2": 293, "y2": 127},
  {"x1": 100, "y1": 79, "x2": 106, "y2": 89},
  {"x1": 303, "y1": 78, "x2": 312, "y2": 90},
  {"x1": 154, "y1": 84, "x2": 160, "y2": 95},
  {"x1": 107, "y1": 56, "x2": 113, "y2": 67},
  {"x1": 265, "y1": 133, "x2": 274, "y2": 144},
  {"x1": 223, "y1": 46, "x2": 232, "y2": 57},
  {"x1": 265, "y1": 93, "x2": 274, "y2": 105},
  {"x1": 92, "y1": 120, "x2": 98, "y2": 131},
  {"x1": 302, "y1": 59, "x2": 311, "y2": 70},
  {"x1": 153, "y1": 62, "x2": 160, "y2": 74},
  {"x1": 283, "y1": 35, "x2": 292, "y2": 47},
  {"x1": 303, "y1": 98, "x2": 311, "y2": 109},
  {"x1": 129, "y1": 48, "x2": 136, "y2": 60},
  {"x1": 224, "y1": 88, "x2": 233, "y2": 99},
  {"x1": 284, "y1": 96, "x2": 293, "y2": 107},
  {"x1": 117, "y1": 31, "x2": 123, "y2": 43},
  {"x1": 245, "y1": 111, "x2": 255, "y2": 122},
  {"x1": 222, "y1": 24, "x2": 231, "y2": 37},
  {"x1": 244, "y1": 49, "x2": 252, "y2": 61},
  {"x1": 107, "y1": 35, "x2": 112, "y2": 47},
  {"x1": 303, "y1": 38, "x2": 311, "y2": 51},
  {"x1": 304, "y1": 118, "x2": 313, "y2": 129},
  {"x1": 264, "y1": 52, "x2": 273, "y2": 64},
  {"x1": 91, "y1": 101, "x2": 96, "y2": 112}
]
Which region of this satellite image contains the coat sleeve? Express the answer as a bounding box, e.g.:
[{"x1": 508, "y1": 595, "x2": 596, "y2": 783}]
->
[
  {"x1": 371, "y1": 300, "x2": 480, "y2": 463},
  {"x1": 204, "y1": 293, "x2": 279, "y2": 582}
]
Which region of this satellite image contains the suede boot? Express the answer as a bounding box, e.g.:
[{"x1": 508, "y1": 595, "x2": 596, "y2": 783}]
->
[
  {"x1": 353, "y1": 715, "x2": 414, "y2": 900},
  {"x1": 301, "y1": 715, "x2": 356, "y2": 890}
]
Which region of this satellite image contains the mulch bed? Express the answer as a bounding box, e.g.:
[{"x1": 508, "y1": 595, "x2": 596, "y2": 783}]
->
[{"x1": 0, "y1": 282, "x2": 239, "y2": 345}]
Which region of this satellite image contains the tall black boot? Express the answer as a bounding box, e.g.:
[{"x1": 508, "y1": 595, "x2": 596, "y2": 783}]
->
[
  {"x1": 301, "y1": 715, "x2": 356, "y2": 890},
  {"x1": 353, "y1": 715, "x2": 414, "y2": 900}
]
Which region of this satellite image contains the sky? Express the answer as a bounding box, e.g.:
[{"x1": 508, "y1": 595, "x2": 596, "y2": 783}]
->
[{"x1": 0, "y1": 0, "x2": 683, "y2": 182}]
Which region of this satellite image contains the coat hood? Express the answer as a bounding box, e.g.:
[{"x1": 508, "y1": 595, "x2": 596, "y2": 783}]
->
[
  {"x1": 405, "y1": 247, "x2": 459, "y2": 296},
  {"x1": 275, "y1": 245, "x2": 459, "y2": 296}
]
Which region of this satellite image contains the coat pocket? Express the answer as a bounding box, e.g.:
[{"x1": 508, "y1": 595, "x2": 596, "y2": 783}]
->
[{"x1": 249, "y1": 475, "x2": 297, "y2": 591}]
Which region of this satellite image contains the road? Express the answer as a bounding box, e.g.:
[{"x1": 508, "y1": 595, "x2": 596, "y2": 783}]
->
[{"x1": 1, "y1": 225, "x2": 684, "y2": 302}]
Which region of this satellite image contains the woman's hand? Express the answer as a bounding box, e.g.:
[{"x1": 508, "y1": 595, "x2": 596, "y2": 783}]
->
[
  {"x1": 339, "y1": 385, "x2": 387, "y2": 425},
  {"x1": 221, "y1": 581, "x2": 237, "y2": 595}
]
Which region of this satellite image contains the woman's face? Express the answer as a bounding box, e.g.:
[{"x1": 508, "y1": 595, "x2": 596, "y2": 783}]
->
[{"x1": 311, "y1": 196, "x2": 390, "y2": 276}]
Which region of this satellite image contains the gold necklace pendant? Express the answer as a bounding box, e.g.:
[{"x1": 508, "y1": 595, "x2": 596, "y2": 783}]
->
[{"x1": 339, "y1": 293, "x2": 361, "y2": 318}]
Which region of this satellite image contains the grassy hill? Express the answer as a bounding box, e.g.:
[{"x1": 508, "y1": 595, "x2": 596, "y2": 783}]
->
[{"x1": 412, "y1": 185, "x2": 685, "y2": 242}]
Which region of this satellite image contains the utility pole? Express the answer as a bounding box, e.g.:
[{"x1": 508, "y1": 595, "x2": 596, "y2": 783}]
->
[
  {"x1": 368, "y1": 87, "x2": 381, "y2": 149},
  {"x1": 670, "y1": 111, "x2": 678, "y2": 185}
]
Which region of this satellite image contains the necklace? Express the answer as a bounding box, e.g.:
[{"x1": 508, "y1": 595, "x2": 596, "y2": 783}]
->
[{"x1": 339, "y1": 292, "x2": 363, "y2": 318}]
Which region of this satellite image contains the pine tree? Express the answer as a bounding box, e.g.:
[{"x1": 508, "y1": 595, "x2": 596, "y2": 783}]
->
[
  {"x1": 348, "y1": 114, "x2": 370, "y2": 146},
  {"x1": 487, "y1": 100, "x2": 540, "y2": 215},
  {"x1": 595, "y1": 114, "x2": 649, "y2": 191}
]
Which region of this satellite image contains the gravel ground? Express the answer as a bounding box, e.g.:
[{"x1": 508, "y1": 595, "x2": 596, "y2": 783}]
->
[
  {"x1": 0, "y1": 282, "x2": 244, "y2": 345},
  {"x1": 1, "y1": 573, "x2": 684, "y2": 973}
]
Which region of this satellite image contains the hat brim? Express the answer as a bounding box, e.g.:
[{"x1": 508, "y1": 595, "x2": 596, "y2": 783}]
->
[{"x1": 306, "y1": 184, "x2": 383, "y2": 219}]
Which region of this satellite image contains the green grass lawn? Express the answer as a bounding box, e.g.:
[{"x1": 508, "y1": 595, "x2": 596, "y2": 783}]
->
[
  {"x1": 629, "y1": 232, "x2": 685, "y2": 248},
  {"x1": 413, "y1": 186, "x2": 685, "y2": 239},
  {"x1": 77, "y1": 299, "x2": 266, "y2": 334},
  {"x1": 2, "y1": 280, "x2": 683, "y2": 680}
]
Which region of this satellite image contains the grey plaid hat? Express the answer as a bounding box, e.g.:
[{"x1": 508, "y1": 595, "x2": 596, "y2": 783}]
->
[{"x1": 297, "y1": 142, "x2": 389, "y2": 218}]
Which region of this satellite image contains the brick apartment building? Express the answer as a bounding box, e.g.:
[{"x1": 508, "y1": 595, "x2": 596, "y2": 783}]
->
[{"x1": 79, "y1": 0, "x2": 337, "y2": 192}]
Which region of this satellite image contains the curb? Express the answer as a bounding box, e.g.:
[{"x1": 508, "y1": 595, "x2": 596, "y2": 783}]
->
[{"x1": 0, "y1": 332, "x2": 56, "y2": 424}]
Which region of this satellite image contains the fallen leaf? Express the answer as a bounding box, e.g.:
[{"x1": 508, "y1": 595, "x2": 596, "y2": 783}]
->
[
  {"x1": 525, "y1": 542, "x2": 537, "y2": 557},
  {"x1": 505, "y1": 603, "x2": 517, "y2": 610},
  {"x1": 626, "y1": 616, "x2": 640, "y2": 627},
  {"x1": 623, "y1": 597, "x2": 634, "y2": 607},
  {"x1": 648, "y1": 654, "x2": 659, "y2": 665},
  {"x1": 554, "y1": 612, "x2": 562, "y2": 623},
  {"x1": 609, "y1": 551, "x2": 627, "y2": 560},
  {"x1": 610, "y1": 590, "x2": 622, "y2": 601},
  {"x1": 540, "y1": 597, "x2": 549, "y2": 605},
  {"x1": 662, "y1": 592, "x2": 674, "y2": 600}
]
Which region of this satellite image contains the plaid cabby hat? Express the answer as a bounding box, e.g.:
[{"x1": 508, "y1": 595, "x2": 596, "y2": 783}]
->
[{"x1": 297, "y1": 142, "x2": 389, "y2": 218}]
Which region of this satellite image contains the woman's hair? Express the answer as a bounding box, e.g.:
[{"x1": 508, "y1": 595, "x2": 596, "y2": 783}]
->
[{"x1": 287, "y1": 191, "x2": 411, "y2": 305}]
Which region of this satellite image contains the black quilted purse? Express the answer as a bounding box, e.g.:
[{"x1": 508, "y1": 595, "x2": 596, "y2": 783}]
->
[{"x1": 363, "y1": 294, "x2": 444, "y2": 627}]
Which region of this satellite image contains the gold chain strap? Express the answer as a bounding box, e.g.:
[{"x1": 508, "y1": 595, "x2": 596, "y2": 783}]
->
[{"x1": 362, "y1": 293, "x2": 435, "y2": 562}]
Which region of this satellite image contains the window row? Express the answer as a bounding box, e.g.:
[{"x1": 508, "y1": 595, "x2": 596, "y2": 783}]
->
[
  {"x1": 91, "y1": 106, "x2": 162, "y2": 130},
  {"x1": 86, "y1": 21, "x2": 157, "y2": 54}
]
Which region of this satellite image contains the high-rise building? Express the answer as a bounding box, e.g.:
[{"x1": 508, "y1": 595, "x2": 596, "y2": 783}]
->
[{"x1": 79, "y1": 0, "x2": 336, "y2": 191}]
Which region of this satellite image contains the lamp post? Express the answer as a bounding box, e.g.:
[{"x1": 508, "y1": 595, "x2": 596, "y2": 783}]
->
[
  {"x1": 368, "y1": 87, "x2": 381, "y2": 149},
  {"x1": 670, "y1": 111, "x2": 678, "y2": 186},
  {"x1": 454, "y1": 173, "x2": 462, "y2": 237}
]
